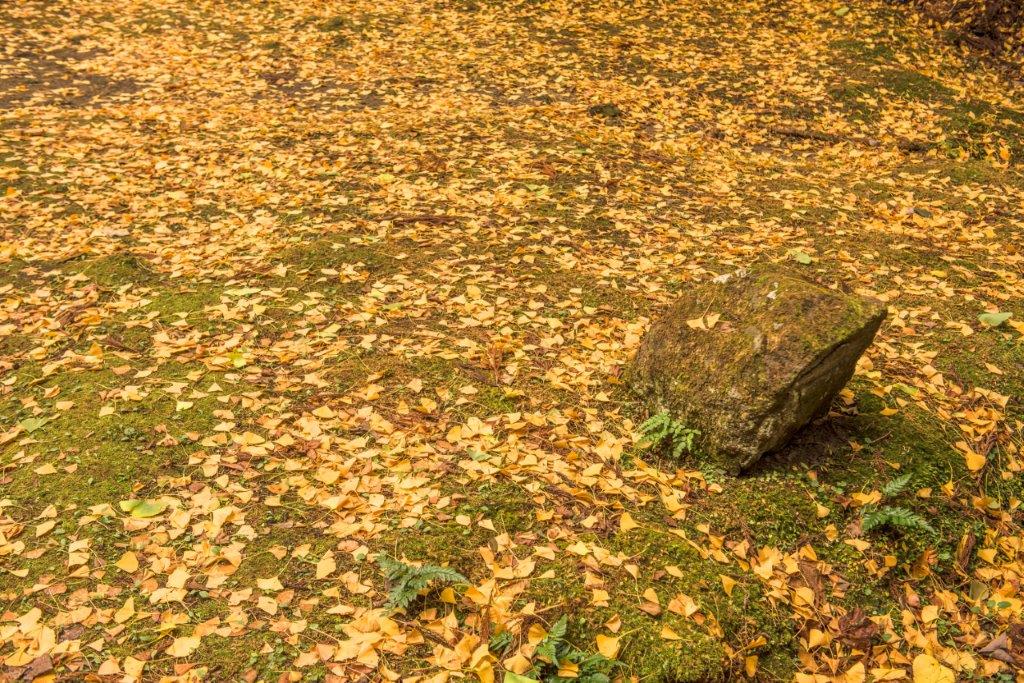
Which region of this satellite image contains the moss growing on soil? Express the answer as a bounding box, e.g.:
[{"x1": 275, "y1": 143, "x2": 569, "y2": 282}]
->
[
  {"x1": 880, "y1": 68, "x2": 955, "y2": 101},
  {"x1": 520, "y1": 525, "x2": 797, "y2": 682},
  {"x1": 0, "y1": 363, "x2": 259, "y2": 517},
  {"x1": 376, "y1": 481, "x2": 536, "y2": 574},
  {"x1": 691, "y1": 474, "x2": 823, "y2": 550},
  {"x1": 68, "y1": 252, "x2": 154, "y2": 290}
]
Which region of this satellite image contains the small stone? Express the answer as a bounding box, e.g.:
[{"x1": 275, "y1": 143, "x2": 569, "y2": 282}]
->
[
  {"x1": 628, "y1": 266, "x2": 886, "y2": 473},
  {"x1": 587, "y1": 102, "x2": 622, "y2": 118}
]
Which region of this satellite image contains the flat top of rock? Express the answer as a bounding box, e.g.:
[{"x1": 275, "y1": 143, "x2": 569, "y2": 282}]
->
[{"x1": 650, "y1": 267, "x2": 881, "y2": 379}]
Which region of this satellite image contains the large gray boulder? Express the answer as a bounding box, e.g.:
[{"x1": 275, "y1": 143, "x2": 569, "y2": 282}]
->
[{"x1": 628, "y1": 266, "x2": 886, "y2": 473}]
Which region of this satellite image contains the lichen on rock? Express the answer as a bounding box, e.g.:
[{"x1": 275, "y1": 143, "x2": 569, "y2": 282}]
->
[{"x1": 628, "y1": 266, "x2": 886, "y2": 473}]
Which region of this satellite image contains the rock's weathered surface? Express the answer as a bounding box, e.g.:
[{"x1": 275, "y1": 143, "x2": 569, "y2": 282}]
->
[{"x1": 628, "y1": 266, "x2": 886, "y2": 473}]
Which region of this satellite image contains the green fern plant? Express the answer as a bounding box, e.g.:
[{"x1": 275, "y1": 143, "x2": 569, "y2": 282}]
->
[
  {"x1": 504, "y1": 615, "x2": 619, "y2": 683},
  {"x1": 881, "y1": 473, "x2": 912, "y2": 498},
  {"x1": 862, "y1": 506, "x2": 935, "y2": 535},
  {"x1": 638, "y1": 411, "x2": 700, "y2": 459},
  {"x1": 376, "y1": 554, "x2": 467, "y2": 610},
  {"x1": 860, "y1": 474, "x2": 934, "y2": 536}
]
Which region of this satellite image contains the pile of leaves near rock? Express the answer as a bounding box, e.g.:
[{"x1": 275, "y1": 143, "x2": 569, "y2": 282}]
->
[{"x1": 908, "y1": 0, "x2": 1023, "y2": 60}]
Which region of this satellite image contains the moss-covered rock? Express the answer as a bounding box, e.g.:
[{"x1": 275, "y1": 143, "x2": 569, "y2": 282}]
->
[{"x1": 628, "y1": 266, "x2": 886, "y2": 473}]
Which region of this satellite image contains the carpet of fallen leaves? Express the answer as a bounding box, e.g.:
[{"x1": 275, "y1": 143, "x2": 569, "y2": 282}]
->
[{"x1": 2, "y1": 0, "x2": 1024, "y2": 681}]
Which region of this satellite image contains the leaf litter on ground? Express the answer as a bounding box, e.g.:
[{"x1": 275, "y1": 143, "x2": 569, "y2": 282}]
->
[{"x1": 0, "y1": 0, "x2": 1023, "y2": 681}]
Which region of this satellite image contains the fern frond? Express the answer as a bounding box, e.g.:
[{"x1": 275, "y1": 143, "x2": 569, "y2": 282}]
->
[
  {"x1": 638, "y1": 411, "x2": 700, "y2": 459},
  {"x1": 405, "y1": 565, "x2": 466, "y2": 592},
  {"x1": 547, "y1": 615, "x2": 568, "y2": 641},
  {"x1": 881, "y1": 474, "x2": 913, "y2": 498},
  {"x1": 376, "y1": 555, "x2": 467, "y2": 610},
  {"x1": 861, "y1": 505, "x2": 935, "y2": 535},
  {"x1": 534, "y1": 615, "x2": 568, "y2": 666},
  {"x1": 528, "y1": 613, "x2": 620, "y2": 682},
  {"x1": 376, "y1": 553, "x2": 406, "y2": 580},
  {"x1": 639, "y1": 412, "x2": 671, "y2": 441},
  {"x1": 668, "y1": 421, "x2": 698, "y2": 458},
  {"x1": 488, "y1": 630, "x2": 513, "y2": 655}
]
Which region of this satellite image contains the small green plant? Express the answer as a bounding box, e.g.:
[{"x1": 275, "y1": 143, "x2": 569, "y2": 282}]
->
[
  {"x1": 880, "y1": 473, "x2": 912, "y2": 498},
  {"x1": 376, "y1": 554, "x2": 467, "y2": 610},
  {"x1": 503, "y1": 615, "x2": 619, "y2": 683},
  {"x1": 638, "y1": 411, "x2": 700, "y2": 458},
  {"x1": 861, "y1": 474, "x2": 935, "y2": 535},
  {"x1": 861, "y1": 506, "x2": 935, "y2": 534},
  {"x1": 488, "y1": 630, "x2": 513, "y2": 655}
]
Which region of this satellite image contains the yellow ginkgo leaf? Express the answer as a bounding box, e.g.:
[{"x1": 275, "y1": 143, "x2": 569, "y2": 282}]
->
[
  {"x1": 660, "y1": 624, "x2": 681, "y2": 641},
  {"x1": 912, "y1": 654, "x2": 954, "y2": 683},
  {"x1": 316, "y1": 551, "x2": 336, "y2": 579},
  {"x1": 619, "y1": 511, "x2": 640, "y2": 532},
  {"x1": 964, "y1": 450, "x2": 986, "y2": 472},
  {"x1": 166, "y1": 635, "x2": 201, "y2": 658},
  {"x1": 115, "y1": 551, "x2": 139, "y2": 573},
  {"x1": 595, "y1": 634, "x2": 620, "y2": 659}
]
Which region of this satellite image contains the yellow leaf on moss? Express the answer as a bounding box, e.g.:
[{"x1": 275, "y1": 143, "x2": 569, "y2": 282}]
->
[
  {"x1": 115, "y1": 551, "x2": 139, "y2": 573},
  {"x1": 114, "y1": 597, "x2": 135, "y2": 624},
  {"x1": 619, "y1": 512, "x2": 640, "y2": 532},
  {"x1": 912, "y1": 654, "x2": 953, "y2": 683},
  {"x1": 316, "y1": 551, "x2": 336, "y2": 579},
  {"x1": 596, "y1": 634, "x2": 620, "y2": 659},
  {"x1": 744, "y1": 655, "x2": 758, "y2": 678},
  {"x1": 166, "y1": 635, "x2": 201, "y2": 658},
  {"x1": 660, "y1": 624, "x2": 681, "y2": 641},
  {"x1": 964, "y1": 450, "x2": 986, "y2": 472}
]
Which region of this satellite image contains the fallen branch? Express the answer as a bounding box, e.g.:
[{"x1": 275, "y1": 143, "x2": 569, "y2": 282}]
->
[
  {"x1": 769, "y1": 126, "x2": 842, "y2": 144},
  {"x1": 379, "y1": 214, "x2": 458, "y2": 225},
  {"x1": 768, "y1": 126, "x2": 934, "y2": 153}
]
